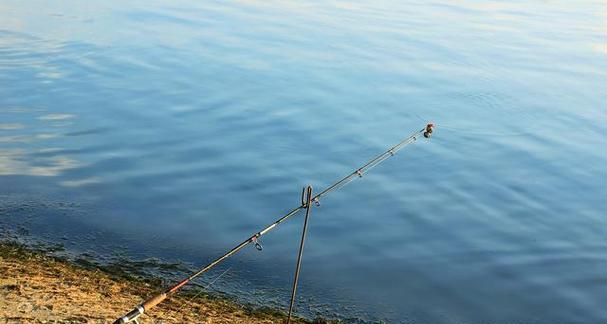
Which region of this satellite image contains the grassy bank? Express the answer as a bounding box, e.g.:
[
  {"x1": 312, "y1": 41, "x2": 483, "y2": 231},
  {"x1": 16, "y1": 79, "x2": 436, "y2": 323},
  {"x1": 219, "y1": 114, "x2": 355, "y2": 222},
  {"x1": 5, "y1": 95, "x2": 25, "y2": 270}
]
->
[{"x1": 0, "y1": 240, "x2": 326, "y2": 323}]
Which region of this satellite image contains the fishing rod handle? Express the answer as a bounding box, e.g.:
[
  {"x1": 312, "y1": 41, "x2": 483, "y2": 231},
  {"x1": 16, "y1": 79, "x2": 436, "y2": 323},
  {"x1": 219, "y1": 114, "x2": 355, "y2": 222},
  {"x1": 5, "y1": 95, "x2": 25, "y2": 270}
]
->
[
  {"x1": 113, "y1": 292, "x2": 167, "y2": 323},
  {"x1": 143, "y1": 292, "x2": 167, "y2": 310}
]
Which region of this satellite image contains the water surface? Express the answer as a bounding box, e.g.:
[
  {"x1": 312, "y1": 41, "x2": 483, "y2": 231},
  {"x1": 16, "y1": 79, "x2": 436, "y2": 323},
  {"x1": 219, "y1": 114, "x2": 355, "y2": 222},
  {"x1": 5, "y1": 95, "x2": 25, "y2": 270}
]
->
[{"x1": 1, "y1": 1, "x2": 607, "y2": 323}]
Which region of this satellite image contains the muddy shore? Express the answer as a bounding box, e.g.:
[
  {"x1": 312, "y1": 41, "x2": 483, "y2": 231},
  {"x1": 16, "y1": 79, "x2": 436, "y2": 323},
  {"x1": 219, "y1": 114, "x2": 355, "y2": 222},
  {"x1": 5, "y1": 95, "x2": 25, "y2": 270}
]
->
[{"x1": 0, "y1": 240, "x2": 329, "y2": 323}]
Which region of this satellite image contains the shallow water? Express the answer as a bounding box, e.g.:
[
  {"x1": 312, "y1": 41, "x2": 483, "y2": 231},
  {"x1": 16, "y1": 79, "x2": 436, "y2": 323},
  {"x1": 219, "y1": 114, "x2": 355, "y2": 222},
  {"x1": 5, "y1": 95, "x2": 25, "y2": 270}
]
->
[{"x1": 1, "y1": 1, "x2": 607, "y2": 323}]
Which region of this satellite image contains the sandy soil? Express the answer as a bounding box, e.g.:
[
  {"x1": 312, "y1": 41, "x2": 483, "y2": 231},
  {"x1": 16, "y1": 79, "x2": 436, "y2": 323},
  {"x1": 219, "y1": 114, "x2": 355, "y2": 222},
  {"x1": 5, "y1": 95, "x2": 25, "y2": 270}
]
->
[{"x1": 0, "y1": 241, "x2": 307, "y2": 324}]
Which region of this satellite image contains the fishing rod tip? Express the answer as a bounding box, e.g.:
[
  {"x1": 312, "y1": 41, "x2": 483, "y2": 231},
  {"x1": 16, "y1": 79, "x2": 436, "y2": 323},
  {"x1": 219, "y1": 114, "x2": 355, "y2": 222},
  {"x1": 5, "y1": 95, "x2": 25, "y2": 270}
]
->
[{"x1": 423, "y1": 123, "x2": 435, "y2": 138}]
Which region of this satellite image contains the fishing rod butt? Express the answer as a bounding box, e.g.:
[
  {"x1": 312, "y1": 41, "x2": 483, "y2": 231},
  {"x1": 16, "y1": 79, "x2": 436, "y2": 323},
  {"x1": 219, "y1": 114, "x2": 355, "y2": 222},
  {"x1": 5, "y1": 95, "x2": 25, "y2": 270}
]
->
[
  {"x1": 113, "y1": 292, "x2": 167, "y2": 324},
  {"x1": 112, "y1": 306, "x2": 142, "y2": 324}
]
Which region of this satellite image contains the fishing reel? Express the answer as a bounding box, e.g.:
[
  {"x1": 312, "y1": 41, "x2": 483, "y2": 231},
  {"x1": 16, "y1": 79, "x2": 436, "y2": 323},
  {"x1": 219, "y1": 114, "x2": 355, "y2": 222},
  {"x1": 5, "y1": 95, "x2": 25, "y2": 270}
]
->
[{"x1": 423, "y1": 123, "x2": 435, "y2": 138}]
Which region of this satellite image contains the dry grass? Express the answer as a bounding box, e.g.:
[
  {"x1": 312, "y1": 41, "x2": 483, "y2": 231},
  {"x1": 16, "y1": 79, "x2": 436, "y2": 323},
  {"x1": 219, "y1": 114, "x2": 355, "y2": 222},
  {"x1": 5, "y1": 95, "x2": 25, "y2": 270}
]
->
[{"x1": 0, "y1": 241, "x2": 311, "y2": 324}]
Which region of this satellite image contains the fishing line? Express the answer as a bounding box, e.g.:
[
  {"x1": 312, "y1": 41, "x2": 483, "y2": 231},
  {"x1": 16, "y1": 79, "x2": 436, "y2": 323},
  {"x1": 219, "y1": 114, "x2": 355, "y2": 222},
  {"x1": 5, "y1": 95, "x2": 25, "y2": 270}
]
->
[
  {"x1": 413, "y1": 113, "x2": 532, "y2": 137},
  {"x1": 113, "y1": 123, "x2": 435, "y2": 324},
  {"x1": 186, "y1": 266, "x2": 233, "y2": 302}
]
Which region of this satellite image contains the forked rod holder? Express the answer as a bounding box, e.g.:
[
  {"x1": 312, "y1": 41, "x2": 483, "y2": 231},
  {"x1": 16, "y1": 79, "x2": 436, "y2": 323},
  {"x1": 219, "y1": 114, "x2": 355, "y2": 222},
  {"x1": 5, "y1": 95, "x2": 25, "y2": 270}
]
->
[{"x1": 287, "y1": 186, "x2": 314, "y2": 324}]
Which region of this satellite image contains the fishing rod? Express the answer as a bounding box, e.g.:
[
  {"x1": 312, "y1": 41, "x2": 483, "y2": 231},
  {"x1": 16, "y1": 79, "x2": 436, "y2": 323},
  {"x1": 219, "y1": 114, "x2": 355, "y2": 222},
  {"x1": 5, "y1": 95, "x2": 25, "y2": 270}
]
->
[{"x1": 113, "y1": 123, "x2": 435, "y2": 324}]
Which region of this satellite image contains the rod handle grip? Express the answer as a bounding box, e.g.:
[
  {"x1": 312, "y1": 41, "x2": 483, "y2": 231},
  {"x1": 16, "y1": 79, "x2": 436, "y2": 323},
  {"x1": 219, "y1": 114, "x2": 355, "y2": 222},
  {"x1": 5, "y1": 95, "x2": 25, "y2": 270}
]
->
[{"x1": 142, "y1": 292, "x2": 167, "y2": 311}]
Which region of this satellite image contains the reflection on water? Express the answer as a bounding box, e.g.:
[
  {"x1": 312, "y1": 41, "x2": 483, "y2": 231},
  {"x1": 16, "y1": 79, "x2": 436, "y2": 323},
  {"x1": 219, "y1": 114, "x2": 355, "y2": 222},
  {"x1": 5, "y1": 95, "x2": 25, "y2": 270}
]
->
[
  {"x1": 0, "y1": 123, "x2": 24, "y2": 130},
  {"x1": 1, "y1": 1, "x2": 607, "y2": 323},
  {"x1": 38, "y1": 114, "x2": 75, "y2": 121},
  {"x1": 0, "y1": 109, "x2": 82, "y2": 177},
  {"x1": 0, "y1": 149, "x2": 80, "y2": 177}
]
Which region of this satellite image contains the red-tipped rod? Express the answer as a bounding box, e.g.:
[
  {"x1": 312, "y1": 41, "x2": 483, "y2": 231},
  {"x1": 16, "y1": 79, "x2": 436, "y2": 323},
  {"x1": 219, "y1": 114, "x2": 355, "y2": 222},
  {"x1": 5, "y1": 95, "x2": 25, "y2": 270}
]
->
[{"x1": 113, "y1": 124, "x2": 435, "y2": 323}]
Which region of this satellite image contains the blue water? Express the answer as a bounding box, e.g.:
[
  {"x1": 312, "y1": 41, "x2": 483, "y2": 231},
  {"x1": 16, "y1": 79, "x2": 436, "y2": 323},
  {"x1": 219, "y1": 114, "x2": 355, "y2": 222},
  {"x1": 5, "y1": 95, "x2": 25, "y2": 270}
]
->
[{"x1": 2, "y1": 1, "x2": 607, "y2": 323}]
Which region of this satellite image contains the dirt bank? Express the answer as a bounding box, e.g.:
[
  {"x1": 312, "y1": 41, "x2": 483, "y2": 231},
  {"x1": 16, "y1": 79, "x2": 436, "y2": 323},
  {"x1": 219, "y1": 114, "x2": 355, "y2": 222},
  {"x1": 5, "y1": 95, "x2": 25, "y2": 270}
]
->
[{"x1": 0, "y1": 241, "x2": 315, "y2": 323}]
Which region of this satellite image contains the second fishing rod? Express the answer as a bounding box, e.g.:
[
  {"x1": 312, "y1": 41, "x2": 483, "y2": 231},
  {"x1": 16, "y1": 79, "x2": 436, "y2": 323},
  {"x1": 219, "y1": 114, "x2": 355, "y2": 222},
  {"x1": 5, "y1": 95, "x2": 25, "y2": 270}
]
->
[{"x1": 113, "y1": 123, "x2": 435, "y2": 324}]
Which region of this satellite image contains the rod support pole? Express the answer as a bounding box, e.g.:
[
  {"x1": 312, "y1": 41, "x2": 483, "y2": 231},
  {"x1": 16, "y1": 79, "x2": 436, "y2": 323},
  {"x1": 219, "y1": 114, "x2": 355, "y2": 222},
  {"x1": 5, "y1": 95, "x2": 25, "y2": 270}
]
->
[{"x1": 287, "y1": 186, "x2": 314, "y2": 323}]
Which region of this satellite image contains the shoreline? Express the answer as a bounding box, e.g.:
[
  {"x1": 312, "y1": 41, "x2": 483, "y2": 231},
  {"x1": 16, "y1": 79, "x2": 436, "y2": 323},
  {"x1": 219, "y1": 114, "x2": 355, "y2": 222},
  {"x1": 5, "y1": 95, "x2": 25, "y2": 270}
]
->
[{"x1": 0, "y1": 240, "x2": 330, "y2": 323}]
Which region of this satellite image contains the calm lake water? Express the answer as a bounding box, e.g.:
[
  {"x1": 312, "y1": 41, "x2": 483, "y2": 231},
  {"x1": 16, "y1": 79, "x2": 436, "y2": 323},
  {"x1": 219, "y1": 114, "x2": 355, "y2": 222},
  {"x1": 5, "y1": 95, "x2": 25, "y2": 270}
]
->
[{"x1": 2, "y1": 1, "x2": 607, "y2": 323}]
